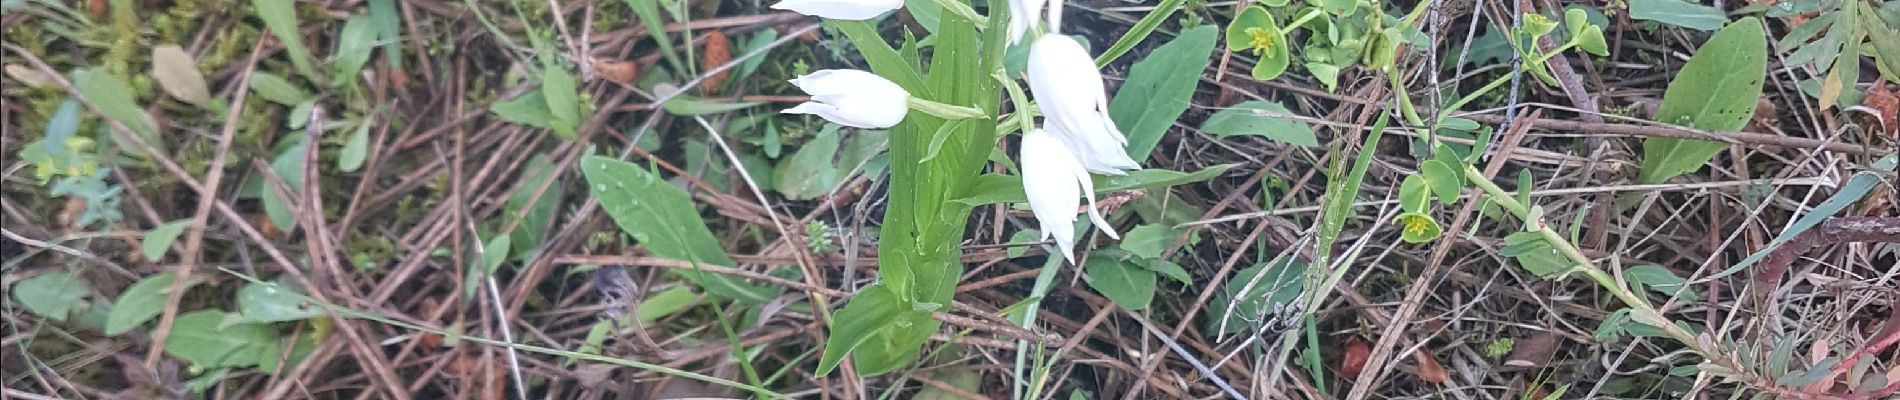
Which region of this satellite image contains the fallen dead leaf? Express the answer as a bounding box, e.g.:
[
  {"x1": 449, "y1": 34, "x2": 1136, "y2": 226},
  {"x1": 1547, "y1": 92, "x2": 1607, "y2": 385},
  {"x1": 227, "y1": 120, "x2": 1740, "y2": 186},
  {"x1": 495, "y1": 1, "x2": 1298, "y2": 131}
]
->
[
  {"x1": 700, "y1": 30, "x2": 732, "y2": 96},
  {"x1": 1506, "y1": 331, "x2": 1561, "y2": 368},
  {"x1": 1340, "y1": 337, "x2": 1370, "y2": 378},
  {"x1": 1415, "y1": 348, "x2": 1448, "y2": 384},
  {"x1": 592, "y1": 59, "x2": 639, "y2": 86},
  {"x1": 1860, "y1": 82, "x2": 1898, "y2": 137}
]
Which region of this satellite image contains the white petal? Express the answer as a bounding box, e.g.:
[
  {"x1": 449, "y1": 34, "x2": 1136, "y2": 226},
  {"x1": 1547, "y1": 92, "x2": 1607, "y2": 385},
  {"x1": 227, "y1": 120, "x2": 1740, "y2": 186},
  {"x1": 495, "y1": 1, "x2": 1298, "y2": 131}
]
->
[
  {"x1": 1007, "y1": 0, "x2": 1047, "y2": 43},
  {"x1": 785, "y1": 69, "x2": 910, "y2": 128},
  {"x1": 1021, "y1": 127, "x2": 1129, "y2": 262},
  {"x1": 770, "y1": 0, "x2": 902, "y2": 20},
  {"x1": 1047, "y1": 0, "x2": 1065, "y2": 34},
  {"x1": 1028, "y1": 35, "x2": 1140, "y2": 174}
]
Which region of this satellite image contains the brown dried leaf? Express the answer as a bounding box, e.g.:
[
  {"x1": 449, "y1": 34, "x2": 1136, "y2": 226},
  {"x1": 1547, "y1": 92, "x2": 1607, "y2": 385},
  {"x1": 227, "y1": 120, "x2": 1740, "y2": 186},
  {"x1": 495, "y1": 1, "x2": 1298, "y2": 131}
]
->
[
  {"x1": 1861, "y1": 83, "x2": 1898, "y2": 136},
  {"x1": 1505, "y1": 331, "x2": 1561, "y2": 368},
  {"x1": 1340, "y1": 337, "x2": 1370, "y2": 378},
  {"x1": 699, "y1": 30, "x2": 732, "y2": 96},
  {"x1": 592, "y1": 60, "x2": 639, "y2": 86},
  {"x1": 1414, "y1": 349, "x2": 1448, "y2": 384}
]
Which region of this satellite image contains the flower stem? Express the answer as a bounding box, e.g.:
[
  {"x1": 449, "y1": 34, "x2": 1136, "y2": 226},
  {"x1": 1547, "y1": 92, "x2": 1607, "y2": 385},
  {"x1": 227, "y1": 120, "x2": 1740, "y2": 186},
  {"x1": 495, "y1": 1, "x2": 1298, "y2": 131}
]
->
[
  {"x1": 1460, "y1": 164, "x2": 1705, "y2": 349},
  {"x1": 907, "y1": 97, "x2": 987, "y2": 120}
]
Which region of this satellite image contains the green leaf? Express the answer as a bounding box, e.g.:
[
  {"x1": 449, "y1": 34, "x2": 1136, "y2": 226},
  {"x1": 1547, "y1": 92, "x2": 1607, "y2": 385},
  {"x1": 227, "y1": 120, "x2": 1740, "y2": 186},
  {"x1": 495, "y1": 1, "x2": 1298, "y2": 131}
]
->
[
  {"x1": 1139, "y1": 258, "x2": 1193, "y2": 285},
  {"x1": 815, "y1": 285, "x2": 910, "y2": 375},
  {"x1": 151, "y1": 44, "x2": 213, "y2": 107},
  {"x1": 1501, "y1": 232, "x2": 1571, "y2": 278},
  {"x1": 13, "y1": 271, "x2": 88, "y2": 322},
  {"x1": 625, "y1": 0, "x2": 683, "y2": 73},
  {"x1": 507, "y1": 154, "x2": 563, "y2": 263},
  {"x1": 542, "y1": 67, "x2": 582, "y2": 139},
  {"x1": 1119, "y1": 224, "x2": 1179, "y2": 259},
  {"x1": 1629, "y1": 0, "x2": 1729, "y2": 31},
  {"x1": 249, "y1": 72, "x2": 311, "y2": 106},
  {"x1": 1861, "y1": 2, "x2": 1900, "y2": 83},
  {"x1": 1094, "y1": 0, "x2": 1187, "y2": 66},
  {"x1": 338, "y1": 119, "x2": 371, "y2": 172},
  {"x1": 73, "y1": 69, "x2": 158, "y2": 141},
  {"x1": 252, "y1": 0, "x2": 323, "y2": 83},
  {"x1": 491, "y1": 89, "x2": 558, "y2": 130},
  {"x1": 262, "y1": 134, "x2": 308, "y2": 232},
  {"x1": 1718, "y1": 156, "x2": 1897, "y2": 277},
  {"x1": 1207, "y1": 258, "x2": 1307, "y2": 335},
  {"x1": 1639, "y1": 18, "x2": 1767, "y2": 183},
  {"x1": 1398, "y1": 175, "x2": 1431, "y2": 213},
  {"x1": 1418, "y1": 160, "x2": 1463, "y2": 202},
  {"x1": 1316, "y1": 117, "x2": 1386, "y2": 266},
  {"x1": 163, "y1": 310, "x2": 277, "y2": 368},
  {"x1": 1576, "y1": 26, "x2": 1609, "y2": 56},
  {"x1": 481, "y1": 232, "x2": 511, "y2": 274},
  {"x1": 142, "y1": 219, "x2": 193, "y2": 261},
  {"x1": 1626, "y1": 264, "x2": 1697, "y2": 298},
  {"x1": 1306, "y1": 62, "x2": 1341, "y2": 91},
  {"x1": 1085, "y1": 256, "x2": 1156, "y2": 310},
  {"x1": 1199, "y1": 101, "x2": 1318, "y2": 146},
  {"x1": 952, "y1": 165, "x2": 1230, "y2": 206},
  {"x1": 635, "y1": 286, "x2": 699, "y2": 324},
  {"x1": 1317, "y1": 0, "x2": 1356, "y2": 15},
  {"x1": 258, "y1": 327, "x2": 319, "y2": 373},
  {"x1": 368, "y1": 0, "x2": 403, "y2": 70},
  {"x1": 1007, "y1": 230, "x2": 1039, "y2": 258},
  {"x1": 236, "y1": 281, "x2": 324, "y2": 323},
  {"x1": 1110, "y1": 25, "x2": 1218, "y2": 162},
  {"x1": 581, "y1": 156, "x2": 780, "y2": 303},
  {"x1": 774, "y1": 127, "x2": 888, "y2": 200},
  {"x1": 105, "y1": 272, "x2": 178, "y2": 335},
  {"x1": 332, "y1": 15, "x2": 377, "y2": 85}
]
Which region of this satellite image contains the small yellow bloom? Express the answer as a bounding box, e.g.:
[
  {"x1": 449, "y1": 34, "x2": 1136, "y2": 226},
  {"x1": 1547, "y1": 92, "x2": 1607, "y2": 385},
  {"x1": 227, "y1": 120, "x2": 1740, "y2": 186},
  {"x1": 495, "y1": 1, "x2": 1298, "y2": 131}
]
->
[{"x1": 1245, "y1": 27, "x2": 1276, "y2": 56}]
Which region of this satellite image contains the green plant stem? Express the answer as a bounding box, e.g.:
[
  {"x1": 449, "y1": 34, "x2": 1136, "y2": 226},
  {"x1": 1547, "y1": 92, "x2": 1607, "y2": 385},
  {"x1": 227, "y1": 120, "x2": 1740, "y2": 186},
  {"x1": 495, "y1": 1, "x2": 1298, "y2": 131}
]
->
[
  {"x1": 1284, "y1": 8, "x2": 1324, "y2": 32},
  {"x1": 1430, "y1": 39, "x2": 1578, "y2": 125},
  {"x1": 1459, "y1": 164, "x2": 1704, "y2": 349},
  {"x1": 993, "y1": 69, "x2": 1037, "y2": 135},
  {"x1": 907, "y1": 97, "x2": 986, "y2": 120}
]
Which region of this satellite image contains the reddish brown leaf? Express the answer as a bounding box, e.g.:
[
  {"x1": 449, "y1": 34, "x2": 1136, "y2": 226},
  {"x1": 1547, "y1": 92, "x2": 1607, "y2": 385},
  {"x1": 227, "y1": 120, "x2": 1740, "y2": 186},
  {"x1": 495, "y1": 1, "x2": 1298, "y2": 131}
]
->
[
  {"x1": 699, "y1": 30, "x2": 732, "y2": 96},
  {"x1": 1861, "y1": 83, "x2": 1898, "y2": 137},
  {"x1": 593, "y1": 59, "x2": 639, "y2": 86},
  {"x1": 249, "y1": 213, "x2": 282, "y2": 239},
  {"x1": 1415, "y1": 349, "x2": 1448, "y2": 384},
  {"x1": 1340, "y1": 337, "x2": 1370, "y2": 378}
]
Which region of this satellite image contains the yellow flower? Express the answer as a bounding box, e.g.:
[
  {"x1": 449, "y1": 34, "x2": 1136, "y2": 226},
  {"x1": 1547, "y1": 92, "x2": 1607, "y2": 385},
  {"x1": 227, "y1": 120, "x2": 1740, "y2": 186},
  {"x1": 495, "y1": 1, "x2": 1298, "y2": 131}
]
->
[{"x1": 1245, "y1": 27, "x2": 1276, "y2": 57}]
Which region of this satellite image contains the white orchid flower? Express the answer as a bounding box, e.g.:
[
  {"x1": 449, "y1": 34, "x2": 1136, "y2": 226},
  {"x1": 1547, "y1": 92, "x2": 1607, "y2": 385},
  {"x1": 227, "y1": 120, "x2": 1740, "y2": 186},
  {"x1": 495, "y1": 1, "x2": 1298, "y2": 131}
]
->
[
  {"x1": 1026, "y1": 34, "x2": 1141, "y2": 175},
  {"x1": 782, "y1": 69, "x2": 910, "y2": 129},
  {"x1": 1021, "y1": 129, "x2": 1118, "y2": 263},
  {"x1": 770, "y1": 0, "x2": 902, "y2": 21}
]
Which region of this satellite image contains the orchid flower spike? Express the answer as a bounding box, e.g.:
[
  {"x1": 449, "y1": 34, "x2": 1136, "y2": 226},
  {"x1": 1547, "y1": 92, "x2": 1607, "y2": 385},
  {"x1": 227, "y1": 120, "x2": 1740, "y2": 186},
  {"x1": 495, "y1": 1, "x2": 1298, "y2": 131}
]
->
[
  {"x1": 1021, "y1": 129, "x2": 1118, "y2": 263},
  {"x1": 782, "y1": 69, "x2": 910, "y2": 129},
  {"x1": 770, "y1": 0, "x2": 902, "y2": 21},
  {"x1": 1026, "y1": 35, "x2": 1141, "y2": 175}
]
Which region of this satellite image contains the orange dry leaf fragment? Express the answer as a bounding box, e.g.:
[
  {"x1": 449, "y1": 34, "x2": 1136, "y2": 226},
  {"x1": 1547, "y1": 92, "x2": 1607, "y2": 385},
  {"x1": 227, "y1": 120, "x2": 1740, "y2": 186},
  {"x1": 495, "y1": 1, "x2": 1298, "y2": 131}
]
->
[
  {"x1": 1415, "y1": 349, "x2": 1448, "y2": 384},
  {"x1": 1340, "y1": 337, "x2": 1370, "y2": 378},
  {"x1": 593, "y1": 59, "x2": 639, "y2": 86},
  {"x1": 700, "y1": 30, "x2": 732, "y2": 96}
]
